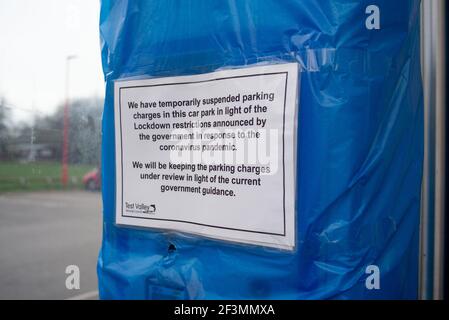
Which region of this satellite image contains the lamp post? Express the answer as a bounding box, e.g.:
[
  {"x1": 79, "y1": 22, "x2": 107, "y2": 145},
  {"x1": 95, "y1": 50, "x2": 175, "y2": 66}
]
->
[{"x1": 61, "y1": 55, "x2": 77, "y2": 187}]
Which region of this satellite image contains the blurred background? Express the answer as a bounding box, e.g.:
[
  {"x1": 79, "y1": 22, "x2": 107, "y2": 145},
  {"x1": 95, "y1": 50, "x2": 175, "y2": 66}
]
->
[
  {"x1": 0, "y1": 0, "x2": 447, "y2": 300},
  {"x1": 0, "y1": 0, "x2": 103, "y2": 299}
]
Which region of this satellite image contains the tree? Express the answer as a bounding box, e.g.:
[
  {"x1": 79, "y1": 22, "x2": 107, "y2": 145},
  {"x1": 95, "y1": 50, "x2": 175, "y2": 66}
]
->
[
  {"x1": 5, "y1": 96, "x2": 103, "y2": 165},
  {"x1": 53, "y1": 97, "x2": 103, "y2": 165},
  {"x1": 0, "y1": 98, "x2": 11, "y2": 159}
]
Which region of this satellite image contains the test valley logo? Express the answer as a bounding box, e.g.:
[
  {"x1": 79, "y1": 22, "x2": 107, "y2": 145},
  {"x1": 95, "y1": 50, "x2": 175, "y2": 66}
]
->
[{"x1": 125, "y1": 202, "x2": 156, "y2": 214}]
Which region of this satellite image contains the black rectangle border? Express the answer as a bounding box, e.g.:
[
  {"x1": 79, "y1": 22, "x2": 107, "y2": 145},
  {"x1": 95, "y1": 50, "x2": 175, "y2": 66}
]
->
[{"x1": 117, "y1": 71, "x2": 290, "y2": 237}]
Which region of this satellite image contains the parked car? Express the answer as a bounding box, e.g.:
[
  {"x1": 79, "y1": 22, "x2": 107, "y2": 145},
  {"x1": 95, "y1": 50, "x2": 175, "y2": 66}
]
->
[{"x1": 82, "y1": 168, "x2": 101, "y2": 191}]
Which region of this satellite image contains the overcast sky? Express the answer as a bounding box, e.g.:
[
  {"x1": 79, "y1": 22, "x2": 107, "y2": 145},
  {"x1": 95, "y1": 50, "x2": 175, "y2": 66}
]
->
[{"x1": 0, "y1": 0, "x2": 104, "y2": 122}]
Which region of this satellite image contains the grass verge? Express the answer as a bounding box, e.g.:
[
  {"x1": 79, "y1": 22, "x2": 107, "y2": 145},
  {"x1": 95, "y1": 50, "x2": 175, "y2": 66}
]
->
[{"x1": 0, "y1": 161, "x2": 95, "y2": 193}]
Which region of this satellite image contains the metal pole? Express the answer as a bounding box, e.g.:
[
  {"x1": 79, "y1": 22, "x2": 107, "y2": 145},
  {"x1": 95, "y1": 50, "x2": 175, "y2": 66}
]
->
[
  {"x1": 61, "y1": 55, "x2": 77, "y2": 187},
  {"x1": 433, "y1": 0, "x2": 446, "y2": 300},
  {"x1": 419, "y1": 0, "x2": 446, "y2": 300}
]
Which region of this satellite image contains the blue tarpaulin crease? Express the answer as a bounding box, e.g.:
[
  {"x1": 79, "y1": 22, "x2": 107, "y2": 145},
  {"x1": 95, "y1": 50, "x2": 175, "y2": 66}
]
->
[{"x1": 98, "y1": 0, "x2": 423, "y2": 299}]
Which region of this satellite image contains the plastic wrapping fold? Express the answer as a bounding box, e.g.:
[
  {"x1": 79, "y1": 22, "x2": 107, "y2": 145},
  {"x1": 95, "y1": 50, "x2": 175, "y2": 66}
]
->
[{"x1": 98, "y1": 0, "x2": 423, "y2": 299}]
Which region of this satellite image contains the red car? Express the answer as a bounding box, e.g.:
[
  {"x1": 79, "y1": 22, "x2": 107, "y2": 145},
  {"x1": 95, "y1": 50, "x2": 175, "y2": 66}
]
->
[{"x1": 82, "y1": 168, "x2": 101, "y2": 191}]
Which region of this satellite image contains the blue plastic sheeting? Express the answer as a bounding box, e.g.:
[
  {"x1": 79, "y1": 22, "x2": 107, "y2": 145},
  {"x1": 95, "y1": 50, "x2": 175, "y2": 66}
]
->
[{"x1": 98, "y1": 0, "x2": 423, "y2": 299}]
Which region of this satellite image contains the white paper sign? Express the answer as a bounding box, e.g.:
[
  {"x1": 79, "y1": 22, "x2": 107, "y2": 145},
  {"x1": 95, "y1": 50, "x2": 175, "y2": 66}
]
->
[{"x1": 114, "y1": 63, "x2": 299, "y2": 250}]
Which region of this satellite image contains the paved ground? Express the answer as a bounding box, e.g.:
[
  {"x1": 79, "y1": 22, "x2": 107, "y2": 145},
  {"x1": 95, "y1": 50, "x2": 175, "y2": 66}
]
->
[{"x1": 0, "y1": 191, "x2": 102, "y2": 299}]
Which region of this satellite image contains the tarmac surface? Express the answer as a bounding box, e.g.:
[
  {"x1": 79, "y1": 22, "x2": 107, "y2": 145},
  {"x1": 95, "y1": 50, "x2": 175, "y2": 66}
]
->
[{"x1": 0, "y1": 191, "x2": 102, "y2": 299}]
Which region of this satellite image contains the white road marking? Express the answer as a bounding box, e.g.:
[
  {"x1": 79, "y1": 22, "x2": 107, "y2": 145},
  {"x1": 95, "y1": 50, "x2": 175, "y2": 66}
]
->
[{"x1": 66, "y1": 290, "x2": 99, "y2": 300}]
